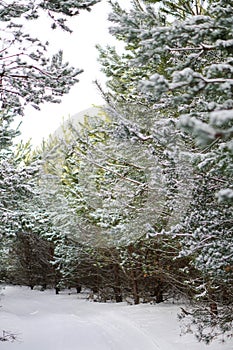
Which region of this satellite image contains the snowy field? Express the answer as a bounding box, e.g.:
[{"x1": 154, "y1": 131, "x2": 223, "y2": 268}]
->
[{"x1": 0, "y1": 286, "x2": 232, "y2": 350}]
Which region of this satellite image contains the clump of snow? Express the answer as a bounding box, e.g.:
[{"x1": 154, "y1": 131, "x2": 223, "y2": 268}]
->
[
  {"x1": 210, "y1": 109, "x2": 233, "y2": 127},
  {"x1": 217, "y1": 188, "x2": 233, "y2": 203},
  {"x1": 0, "y1": 286, "x2": 232, "y2": 350}
]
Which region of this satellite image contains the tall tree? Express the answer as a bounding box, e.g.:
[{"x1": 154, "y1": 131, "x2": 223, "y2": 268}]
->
[
  {"x1": 0, "y1": 0, "x2": 100, "y2": 341},
  {"x1": 0, "y1": 0, "x2": 100, "y2": 281},
  {"x1": 0, "y1": 0, "x2": 100, "y2": 115},
  {"x1": 100, "y1": 0, "x2": 233, "y2": 342}
]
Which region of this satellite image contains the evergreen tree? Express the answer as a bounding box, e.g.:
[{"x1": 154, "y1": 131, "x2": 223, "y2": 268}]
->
[
  {"x1": 0, "y1": 1, "x2": 100, "y2": 340},
  {"x1": 0, "y1": 0, "x2": 100, "y2": 286},
  {"x1": 0, "y1": 0, "x2": 99, "y2": 115},
  {"x1": 39, "y1": 105, "x2": 195, "y2": 303},
  {"x1": 99, "y1": 0, "x2": 233, "y2": 342}
]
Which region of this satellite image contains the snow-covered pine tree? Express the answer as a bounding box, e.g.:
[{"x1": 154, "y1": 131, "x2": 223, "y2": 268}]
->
[
  {"x1": 0, "y1": 0, "x2": 100, "y2": 115},
  {"x1": 97, "y1": 0, "x2": 167, "y2": 102},
  {"x1": 0, "y1": 114, "x2": 43, "y2": 305},
  {"x1": 0, "y1": 117, "x2": 38, "y2": 240},
  {"x1": 95, "y1": 0, "x2": 197, "y2": 299},
  {"x1": 0, "y1": 1, "x2": 100, "y2": 340},
  {"x1": 0, "y1": 0, "x2": 100, "y2": 288},
  {"x1": 102, "y1": 0, "x2": 232, "y2": 342},
  {"x1": 39, "y1": 100, "x2": 194, "y2": 302}
]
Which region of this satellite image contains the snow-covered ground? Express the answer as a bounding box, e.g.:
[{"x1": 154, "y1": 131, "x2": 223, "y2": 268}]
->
[{"x1": 0, "y1": 286, "x2": 232, "y2": 350}]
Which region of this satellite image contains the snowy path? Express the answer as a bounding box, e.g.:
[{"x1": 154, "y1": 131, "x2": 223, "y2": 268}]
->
[{"x1": 0, "y1": 286, "x2": 232, "y2": 350}]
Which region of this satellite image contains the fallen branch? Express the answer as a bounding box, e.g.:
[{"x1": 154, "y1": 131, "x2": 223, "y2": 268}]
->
[{"x1": 0, "y1": 330, "x2": 18, "y2": 342}]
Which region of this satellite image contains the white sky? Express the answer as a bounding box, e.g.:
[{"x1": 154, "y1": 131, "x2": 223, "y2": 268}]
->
[{"x1": 17, "y1": 0, "x2": 128, "y2": 146}]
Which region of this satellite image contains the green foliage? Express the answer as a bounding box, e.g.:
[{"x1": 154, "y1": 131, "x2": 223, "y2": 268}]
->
[
  {"x1": 144, "y1": 0, "x2": 212, "y2": 19},
  {"x1": 97, "y1": 1, "x2": 169, "y2": 101},
  {"x1": 1, "y1": 0, "x2": 232, "y2": 344},
  {"x1": 0, "y1": 1, "x2": 100, "y2": 28},
  {"x1": 0, "y1": 0, "x2": 100, "y2": 115},
  {"x1": 0, "y1": 0, "x2": 100, "y2": 306},
  {"x1": 96, "y1": 0, "x2": 233, "y2": 342}
]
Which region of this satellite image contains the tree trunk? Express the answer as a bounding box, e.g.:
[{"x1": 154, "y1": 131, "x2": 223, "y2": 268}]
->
[
  {"x1": 210, "y1": 302, "x2": 218, "y2": 317},
  {"x1": 154, "y1": 281, "x2": 164, "y2": 304},
  {"x1": 113, "y1": 264, "x2": 122, "y2": 303},
  {"x1": 76, "y1": 286, "x2": 82, "y2": 293},
  {"x1": 131, "y1": 271, "x2": 139, "y2": 305}
]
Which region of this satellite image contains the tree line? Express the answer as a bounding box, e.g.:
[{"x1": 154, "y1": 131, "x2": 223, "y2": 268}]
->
[{"x1": 0, "y1": 0, "x2": 232, "y2": 344}]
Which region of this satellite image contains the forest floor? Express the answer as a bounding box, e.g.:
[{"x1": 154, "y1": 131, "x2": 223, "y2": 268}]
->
[{"x1": 0, "y1": 285, "x2": 232, "y2": 350}]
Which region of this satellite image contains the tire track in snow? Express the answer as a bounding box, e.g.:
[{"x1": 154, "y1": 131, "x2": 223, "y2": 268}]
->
[{"x1": 86, "y1": 310, "x2": 161, "y2": 350}]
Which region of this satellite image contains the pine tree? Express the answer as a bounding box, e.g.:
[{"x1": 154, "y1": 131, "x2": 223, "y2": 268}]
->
[
  {"x1": 100, "y1": 0, "x2": 233, "y2": 342},
  {"x1": 0, "y1": 0, "x2": 99, "y2": 115},
  {"x1": 0, "y1": 1, "x2": 100, "y2": 340}
]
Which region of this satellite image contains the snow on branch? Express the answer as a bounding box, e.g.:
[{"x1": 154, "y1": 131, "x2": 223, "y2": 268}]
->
[{"x1": 0, "y1": 330, "x2": 18, "y2": 342}]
